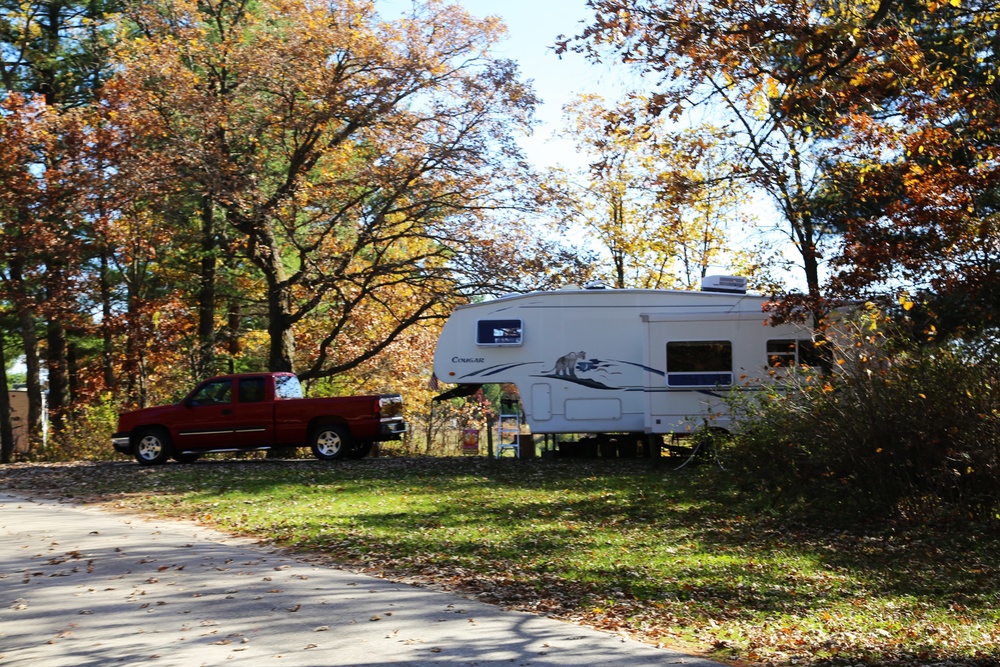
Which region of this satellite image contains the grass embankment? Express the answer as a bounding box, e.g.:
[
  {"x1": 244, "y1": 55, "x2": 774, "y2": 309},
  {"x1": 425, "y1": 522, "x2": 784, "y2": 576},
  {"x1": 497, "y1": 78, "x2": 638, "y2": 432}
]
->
[{"x1": 2, "y1": 457, "x2": 997, "y2": 666}]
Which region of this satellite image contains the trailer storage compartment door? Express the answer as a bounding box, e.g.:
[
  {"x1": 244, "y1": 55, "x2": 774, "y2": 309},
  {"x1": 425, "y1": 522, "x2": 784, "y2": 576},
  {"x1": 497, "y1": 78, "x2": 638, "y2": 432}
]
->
[
  {"x1": 531, "y1": 383, "x2": 552, "y2": 421},
  {"x1": 566, "y1": 398, "x2": 621, "y2": 421}
]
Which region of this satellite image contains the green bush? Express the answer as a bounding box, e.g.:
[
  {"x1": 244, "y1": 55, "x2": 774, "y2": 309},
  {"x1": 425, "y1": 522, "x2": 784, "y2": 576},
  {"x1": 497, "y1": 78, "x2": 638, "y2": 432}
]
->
[
  {"x1": 30, "y1": 396, "x2": 122, "y2": 462},
  {"x1": 726, "y1": 307, "x2": 1000, "y2": 520}
]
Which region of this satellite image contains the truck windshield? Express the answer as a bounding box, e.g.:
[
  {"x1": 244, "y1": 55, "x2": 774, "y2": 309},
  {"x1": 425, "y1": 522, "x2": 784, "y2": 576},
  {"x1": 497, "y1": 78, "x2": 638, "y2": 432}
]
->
[{"x1": 275, "y1": 375, "x2": 304, "y2": 399}]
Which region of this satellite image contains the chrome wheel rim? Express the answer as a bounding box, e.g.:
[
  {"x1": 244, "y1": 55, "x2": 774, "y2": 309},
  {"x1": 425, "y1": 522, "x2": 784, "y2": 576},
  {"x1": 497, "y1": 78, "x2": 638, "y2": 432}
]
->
[
  {"x1": 315, "y1": 430, "x2": 343, "y2": 457},
  {"x1": 137, "y1": 435, "x2": 163, "y2": 461}
]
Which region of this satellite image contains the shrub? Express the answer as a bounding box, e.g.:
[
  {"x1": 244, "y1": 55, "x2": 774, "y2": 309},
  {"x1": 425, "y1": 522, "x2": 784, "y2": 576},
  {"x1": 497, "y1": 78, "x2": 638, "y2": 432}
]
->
[
  {"x1": 29, "y1": 396, "x2": 122, "y2": 462},
  {"x1": 726, "y1": 306, "x2": 1000, "y2": 520}
]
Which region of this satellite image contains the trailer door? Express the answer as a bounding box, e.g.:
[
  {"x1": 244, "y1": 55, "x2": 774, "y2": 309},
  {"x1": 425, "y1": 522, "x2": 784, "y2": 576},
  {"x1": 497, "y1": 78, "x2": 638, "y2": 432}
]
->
[{"x1": 641, "y1": 313, "x2": 745, "y2": 434}]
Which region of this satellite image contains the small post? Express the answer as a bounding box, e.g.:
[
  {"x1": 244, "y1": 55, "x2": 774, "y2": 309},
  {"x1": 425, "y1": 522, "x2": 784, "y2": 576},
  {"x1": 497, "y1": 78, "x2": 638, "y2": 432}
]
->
[{"x1": 486, "y1": 413, "x2": 495, "y2": 458}]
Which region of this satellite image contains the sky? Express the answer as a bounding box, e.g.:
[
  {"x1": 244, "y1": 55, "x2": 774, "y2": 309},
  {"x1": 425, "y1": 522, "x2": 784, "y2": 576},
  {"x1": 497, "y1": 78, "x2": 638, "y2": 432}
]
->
[{"x1": 377, "y1": 0, "x2": 633, "y2": 169}]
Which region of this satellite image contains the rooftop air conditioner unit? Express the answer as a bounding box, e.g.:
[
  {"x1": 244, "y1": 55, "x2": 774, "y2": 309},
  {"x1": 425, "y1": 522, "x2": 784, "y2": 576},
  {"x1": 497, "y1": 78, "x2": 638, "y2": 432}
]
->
[{"x1": 701, "y1": 275, "x2": 747, "y2": 294}]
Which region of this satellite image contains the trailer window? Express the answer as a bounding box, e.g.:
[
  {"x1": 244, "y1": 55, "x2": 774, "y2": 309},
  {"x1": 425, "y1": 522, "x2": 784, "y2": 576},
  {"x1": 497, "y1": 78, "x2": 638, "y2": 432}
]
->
[
  {"x1": 476, "y1": 319, "x2": 523, "y2": 346},
  {"x1": 798, "y1": 340, "x2": 823, "y2": 367},
  {"x1": 767, "y1": 339, "x2": 821, "y2": 367},
  {"x1": 666, "y1": 341, "x2": 732, "y2": 387},
  {"x1": 766, "y1": 340, "x2": 796, "y2": 367}
]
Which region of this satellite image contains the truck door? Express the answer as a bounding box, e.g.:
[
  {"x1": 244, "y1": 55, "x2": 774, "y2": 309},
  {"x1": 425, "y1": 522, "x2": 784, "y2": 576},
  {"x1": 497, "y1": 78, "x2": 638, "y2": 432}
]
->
[
  {"x1": 174, "y1": 377, "x2": 274, "y2": 450},
  {"x1": 229, "y1": 376, "x2": 274, "y2": 446},
  {"x1": 173, "y1": 377, "x2": 240, "y2": 449}
]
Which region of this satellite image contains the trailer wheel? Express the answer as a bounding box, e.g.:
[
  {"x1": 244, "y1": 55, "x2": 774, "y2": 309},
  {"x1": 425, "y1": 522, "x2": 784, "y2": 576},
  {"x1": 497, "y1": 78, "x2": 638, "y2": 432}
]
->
[
  {"x1": 134, "y1": 427, "x2": 173, "y2": 466},
  {"x1": 310, "y1": 424, "x2": 350, "y2": 461}
]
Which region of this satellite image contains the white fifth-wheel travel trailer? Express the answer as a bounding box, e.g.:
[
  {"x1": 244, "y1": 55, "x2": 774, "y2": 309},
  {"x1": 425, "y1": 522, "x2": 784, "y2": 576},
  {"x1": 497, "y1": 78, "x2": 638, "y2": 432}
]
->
[{"x1": 432, "y1": 276, "x2": 817, "y2": 447}]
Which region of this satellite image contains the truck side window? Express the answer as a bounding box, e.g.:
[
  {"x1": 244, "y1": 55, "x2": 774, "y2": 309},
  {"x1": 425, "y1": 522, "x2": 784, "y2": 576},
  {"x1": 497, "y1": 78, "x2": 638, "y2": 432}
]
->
[
  {"x1": 476, "y1": 319, "x2": 523, "y2": 346},
  {"x1": 238, "y1": 377, "x2": 266, "y2": 403},
  {"x1": 666, "y1": 341, "x2": 733, "y2": 387},
  {"x1": 190, "y1": 379, "x2": 233, "y2": 405},
  {"x1": 275, "y1": 374, "x2": 304, "y2": 399}
]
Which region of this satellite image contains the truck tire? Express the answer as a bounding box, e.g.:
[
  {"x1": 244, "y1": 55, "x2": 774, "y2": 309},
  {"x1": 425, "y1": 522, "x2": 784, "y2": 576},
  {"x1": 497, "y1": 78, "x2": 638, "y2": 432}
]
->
[
  {"x1": 310, "y1": 424, "x2": 351, "y2": 461},
  {"x1": 134, "y1": 427, "x2": 173, "y2": 466}
]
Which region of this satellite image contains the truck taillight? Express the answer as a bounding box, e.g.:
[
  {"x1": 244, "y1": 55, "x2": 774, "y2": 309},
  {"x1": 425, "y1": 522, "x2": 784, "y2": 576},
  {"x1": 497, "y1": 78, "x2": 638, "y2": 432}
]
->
[{"x1": 378, "y1": 394, "x2": 403, "y2": 419}]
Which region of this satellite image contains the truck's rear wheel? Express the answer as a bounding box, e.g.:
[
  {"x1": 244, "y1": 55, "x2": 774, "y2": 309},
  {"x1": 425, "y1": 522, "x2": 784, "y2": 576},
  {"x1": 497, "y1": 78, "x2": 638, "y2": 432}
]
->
[
  {"x1": 134, "y1": 427, "x2": 172, "y2": 466},
  {"x1": 310, "y1": 424, "x2": 350, "y2": 461}
]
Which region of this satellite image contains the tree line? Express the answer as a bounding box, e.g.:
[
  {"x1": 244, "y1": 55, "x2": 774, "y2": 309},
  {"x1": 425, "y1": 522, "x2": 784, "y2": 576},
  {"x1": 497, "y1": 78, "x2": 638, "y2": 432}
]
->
[
  {"x1": 3, "y1": 0, "x2": 1000, "y2": 465},
  {"x1": 560, "y1": 0, "x2": 1000, "y2": 514},
  {"x1": 0, "y1": 0, "x2": 590, "y2": 460},
  {"x1": 562, "y1": 0, "x2": 1000, "y2": 323}
]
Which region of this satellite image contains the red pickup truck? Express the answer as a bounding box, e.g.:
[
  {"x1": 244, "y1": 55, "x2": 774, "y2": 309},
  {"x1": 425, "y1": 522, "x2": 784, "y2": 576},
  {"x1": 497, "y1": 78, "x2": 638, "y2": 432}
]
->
[{"x1": 112, "y1": 372, "x2": 407, "y2": 465}]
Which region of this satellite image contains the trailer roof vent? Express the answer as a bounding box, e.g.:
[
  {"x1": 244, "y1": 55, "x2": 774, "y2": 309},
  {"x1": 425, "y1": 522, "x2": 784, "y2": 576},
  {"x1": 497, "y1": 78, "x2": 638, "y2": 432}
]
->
[
  {"x1": 701, "y1": 275, "x2": 747, "y2": 294},
  {"x1": 583, "y1": 280, "x2": 610, "y2": 290}
]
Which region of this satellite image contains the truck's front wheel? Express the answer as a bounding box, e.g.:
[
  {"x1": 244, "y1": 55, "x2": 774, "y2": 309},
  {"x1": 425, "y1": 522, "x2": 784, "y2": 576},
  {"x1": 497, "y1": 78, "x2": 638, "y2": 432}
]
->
[
  {"x1": 134, "y1": 427, "x2": 172, "y2": 466},
  {"x1": 310, "y1": 424, "x2": 350, "y2": 461}
]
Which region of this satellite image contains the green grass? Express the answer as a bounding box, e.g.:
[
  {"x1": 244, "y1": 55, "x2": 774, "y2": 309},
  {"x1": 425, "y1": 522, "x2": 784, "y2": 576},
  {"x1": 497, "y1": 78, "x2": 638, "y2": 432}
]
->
[{"x1": 3, "y1": 457, "x2": 998, "y2": 666}]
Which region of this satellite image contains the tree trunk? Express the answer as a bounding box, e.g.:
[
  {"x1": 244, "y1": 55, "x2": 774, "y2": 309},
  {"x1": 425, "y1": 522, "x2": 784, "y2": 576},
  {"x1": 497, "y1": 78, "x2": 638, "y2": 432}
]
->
[
  {"x1": 46, "y1": 318, "x2": 69, "y2": 433},
  {"x1": 68, "y1": 339, "x2": 79, "y2": 403},
  {"x1": 226, "y1": 300, "x2": 241, "y2": 374},
  {"x1": 8, "y1": 257, "x2": 44, "y2": 450},
  {"x1": 197, "y1": 197, "x2": 217, "y2": 376},
  {"x1": 267, "y1": 284, "x2": 296, "y2": 372},
  {"x1": 99, "y1": 247, "x2": 116, "y2": 390},
  {"x1": 803, "y1": 252, "x2": 823, "y2": 325},
  {"x1": 247, "y1": 220, "x2": 297, "y2": 373},
  {"x1": 425, "y1": 402, "x2": 436, "y2": 454},
  {"x1": 123, "y1": 294, "x2": 149, "y2": 408},
  {"x1": 798, "y1": 213, "x2": 825, "y2": 330},
  {"x1": 0, "y1": 335, "x2": 15, "y2": 464}
]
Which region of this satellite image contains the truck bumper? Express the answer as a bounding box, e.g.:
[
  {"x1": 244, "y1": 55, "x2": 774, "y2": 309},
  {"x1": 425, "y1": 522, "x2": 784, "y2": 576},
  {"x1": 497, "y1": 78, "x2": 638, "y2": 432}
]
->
[
  {"x1": 378, "y1": 420, "x2": 408, "y2": 441},
  {"x1": 112, "y1": 432, "x2": 132, "y2": 454}
]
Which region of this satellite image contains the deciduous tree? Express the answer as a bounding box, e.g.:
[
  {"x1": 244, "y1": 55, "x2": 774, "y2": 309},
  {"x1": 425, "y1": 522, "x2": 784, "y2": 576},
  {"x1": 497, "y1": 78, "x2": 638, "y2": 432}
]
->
[
  {"x1": 115, "y1": 0, "x2": 566, "y2": 378},
  {"x1": 565, "y1": 0, "x2": 1000, "y2": 336},
  {"x1": 0, "y1": 0, "x2": 122, "y2": 437},
  {"x1": 817, "y1": 1, "x2": 1000, "y2": 334},
  {"x1": 560, "y1": 0, "x2": 915, "y2": 320},
  {"x1": 543, "y1": 94, "x2": 762, "y2": 289}
]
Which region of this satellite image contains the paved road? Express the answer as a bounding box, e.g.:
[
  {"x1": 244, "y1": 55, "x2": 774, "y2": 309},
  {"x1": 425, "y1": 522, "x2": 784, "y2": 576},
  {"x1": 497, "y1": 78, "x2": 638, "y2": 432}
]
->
[{"x1": 0, "y1": 492, "x2": 722, "y2": 667}]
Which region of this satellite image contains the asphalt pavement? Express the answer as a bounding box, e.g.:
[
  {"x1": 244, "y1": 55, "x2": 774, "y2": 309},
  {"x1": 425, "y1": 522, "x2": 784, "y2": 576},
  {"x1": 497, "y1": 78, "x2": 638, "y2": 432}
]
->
[{"x1": 0, "y1": 491, "x2": 723, "y2": 667}]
